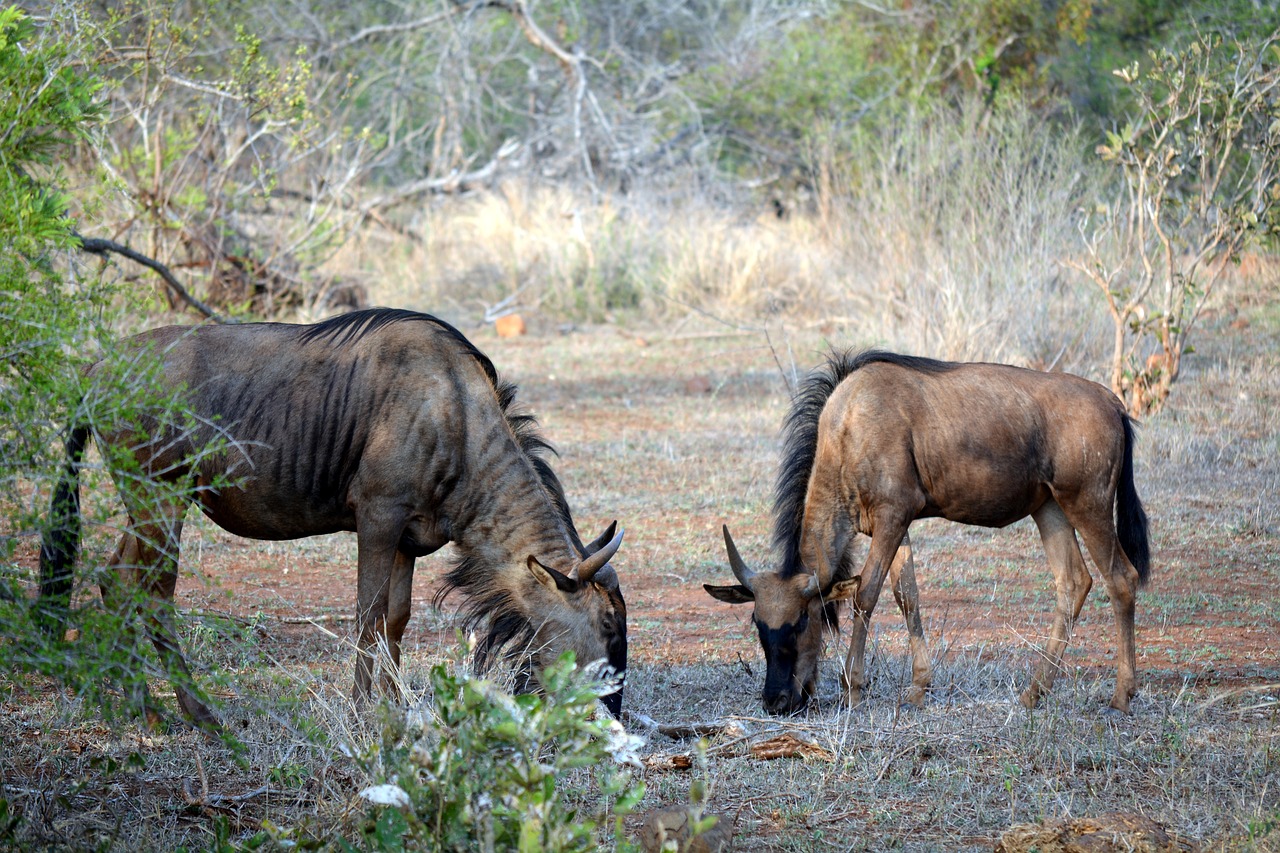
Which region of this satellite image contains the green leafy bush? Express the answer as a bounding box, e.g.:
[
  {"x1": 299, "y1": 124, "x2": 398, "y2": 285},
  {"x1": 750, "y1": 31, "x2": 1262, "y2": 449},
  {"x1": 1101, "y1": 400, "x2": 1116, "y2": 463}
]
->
[
  {"x1": 337, "y1": 653, "x2": 644, "y2": 853},
  {"x1": 1071, "y1": 25, "x2": 1280, "y2": 414},
  {"x1": 1, "y1": 1, "x2": 107, "y2": 625}
]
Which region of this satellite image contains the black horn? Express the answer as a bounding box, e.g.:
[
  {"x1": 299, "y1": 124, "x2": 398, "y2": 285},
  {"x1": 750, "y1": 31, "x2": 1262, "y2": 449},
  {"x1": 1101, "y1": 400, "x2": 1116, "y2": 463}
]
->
[{"x1": 582, "y1": 520, "x2": 619, "y2": 555}]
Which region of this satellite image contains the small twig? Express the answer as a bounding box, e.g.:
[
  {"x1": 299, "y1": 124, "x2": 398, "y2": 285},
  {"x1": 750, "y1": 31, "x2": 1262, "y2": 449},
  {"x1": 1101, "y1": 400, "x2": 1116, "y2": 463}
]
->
[
  {"x1": 483, "y1": 287, "x2": 529, "y2": 323},
  {"x1": 763, "y1": 324, "x2": 797, "y2": 396},
  {"x1": 664, "y1": 330, "x2": 755, "y2": 342},
  {"x1": 872, "y1": 740, "x2": 921, "y2": 784},
  {"x1": 183, "y1": 777, "x2": 284, "y2": 810},
  {"x1": 278, "y1": 613, "x2": 354, "y2": 623},
  {"x1": 655, "y1": 721, "x2": 736, "y2": 740}
]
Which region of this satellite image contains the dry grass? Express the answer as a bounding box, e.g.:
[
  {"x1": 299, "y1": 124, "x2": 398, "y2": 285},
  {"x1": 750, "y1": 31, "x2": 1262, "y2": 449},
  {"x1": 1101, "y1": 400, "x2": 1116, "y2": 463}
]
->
[
  {"x1": 323, "y1": 102, "x2": 1110, "y2": 373},
  {"x1": 323, "y1": 183, "x2": 851, "y2": 331}
]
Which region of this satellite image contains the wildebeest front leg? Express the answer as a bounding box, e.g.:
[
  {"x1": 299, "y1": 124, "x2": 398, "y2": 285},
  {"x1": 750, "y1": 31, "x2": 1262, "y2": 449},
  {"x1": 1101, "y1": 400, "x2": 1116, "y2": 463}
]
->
[
  {"x1": 380, "y1": 548, "x2": 416, "y2": 698},
  {"x1": 353, "y1": 523, "x2": 403, "y2": 703},
  {"x1": 887, "y1": 534, "x2": 931, "y2": 707},
  {"x1": 841, "y1": 517, "x2": 911, "y2": 706},
  {"x1": 1021, "y1": 500, "x2": 1092, "y2": 710}
]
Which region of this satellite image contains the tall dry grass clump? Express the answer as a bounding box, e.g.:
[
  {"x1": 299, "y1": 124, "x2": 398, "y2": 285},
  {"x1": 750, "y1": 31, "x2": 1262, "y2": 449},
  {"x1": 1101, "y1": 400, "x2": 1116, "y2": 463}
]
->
[
  {"x1": 328, "y1": 181, "x2": 853, "y2": 330},
  {"x1": 329, "y1": 100, "x2": 1113, "y2": 375},
  {"x1": 811, "y1": 99, "x2": 1109, "y2": 369}
]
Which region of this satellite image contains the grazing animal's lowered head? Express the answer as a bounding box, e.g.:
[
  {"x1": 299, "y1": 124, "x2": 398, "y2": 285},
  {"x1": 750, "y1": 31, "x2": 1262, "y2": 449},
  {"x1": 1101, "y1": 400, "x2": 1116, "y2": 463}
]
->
[
  {"x1": 522, "y1": 524, "x2": 629, "y2": 716},
  {"x1": 704, "y1": 526, "x2": 859, "y2": 714}
]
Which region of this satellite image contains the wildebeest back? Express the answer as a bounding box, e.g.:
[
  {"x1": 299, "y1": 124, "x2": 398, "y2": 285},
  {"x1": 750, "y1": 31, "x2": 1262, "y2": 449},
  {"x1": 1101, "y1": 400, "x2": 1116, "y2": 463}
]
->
[{"x1": 93, "y1": 310, "x2": 558, "y2": 554}]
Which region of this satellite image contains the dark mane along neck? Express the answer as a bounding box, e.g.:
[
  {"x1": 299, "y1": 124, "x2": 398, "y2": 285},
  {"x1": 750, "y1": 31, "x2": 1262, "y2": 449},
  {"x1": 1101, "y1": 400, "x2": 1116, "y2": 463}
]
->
[
  {"x1": 416, "y1": 313, "x2": 585, "y2": 667},
  {"x1": 433, "y1": 456, "x2": 576, "y2": 670},
  {"x1": 772, "y1": 349, "x2": 954, "y2": 577},
  {"x1": 302, "y1": 308, "x2": 581, "y2": 550},
  {"x1": 298, "y1": 308, "x2": 501, "y2": 384}
]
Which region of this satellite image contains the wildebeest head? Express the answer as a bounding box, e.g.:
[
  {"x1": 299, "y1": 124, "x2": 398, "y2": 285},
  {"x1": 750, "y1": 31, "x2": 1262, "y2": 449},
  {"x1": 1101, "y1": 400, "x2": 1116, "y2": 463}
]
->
[
  {"x1": 524, "y1": 523, "x2": 628, "y2": 716},
  {"x1": 704, "y1": 525, "x2": 859, "y2": 714}
]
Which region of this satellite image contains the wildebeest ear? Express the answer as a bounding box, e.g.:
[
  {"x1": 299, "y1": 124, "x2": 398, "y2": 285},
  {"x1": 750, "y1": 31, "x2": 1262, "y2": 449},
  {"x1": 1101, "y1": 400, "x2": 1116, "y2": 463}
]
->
[
  {"x1": 527, "y1": 556, "x2": 577, "y2": 593},
  {"x1": 703, "y1": 583, "x2": 754, "y2": 604},
  {"x1": 583, "y1": 520, "x2": 619, "y2": 555},
  {"x1": 824, "y1": 577, "x2": 861, "y2": 602}
]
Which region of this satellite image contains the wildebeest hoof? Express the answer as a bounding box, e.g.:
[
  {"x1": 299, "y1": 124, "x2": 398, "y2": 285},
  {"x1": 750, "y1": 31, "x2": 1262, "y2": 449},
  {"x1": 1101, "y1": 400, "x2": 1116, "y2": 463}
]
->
[
  {"x1": 1100, "y1": 703, "x2": 1131, "y2": 719},
  {"x1": 1107, "y1": 692, "x2": 1135, "y2": 716},
  {"x1": 1017, "y1": 688, "x2": 1042, "y2": 710}
]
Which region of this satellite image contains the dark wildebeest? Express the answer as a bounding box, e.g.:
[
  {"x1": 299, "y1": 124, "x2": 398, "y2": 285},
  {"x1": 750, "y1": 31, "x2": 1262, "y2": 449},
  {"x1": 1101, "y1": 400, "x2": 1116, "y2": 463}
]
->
[
  {"x1": 38, "y1": 308, "x2": 628, "y2": 728},
  {"x1": 705, "y1": 350, "x2": 1150, "y2": 716}
]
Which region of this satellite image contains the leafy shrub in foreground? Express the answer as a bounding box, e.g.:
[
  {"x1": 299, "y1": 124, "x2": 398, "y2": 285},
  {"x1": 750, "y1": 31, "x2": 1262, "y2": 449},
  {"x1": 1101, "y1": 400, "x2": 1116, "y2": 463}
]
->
[{"x1": 339, "y1": 653, "x2": 644, "y2": 853}]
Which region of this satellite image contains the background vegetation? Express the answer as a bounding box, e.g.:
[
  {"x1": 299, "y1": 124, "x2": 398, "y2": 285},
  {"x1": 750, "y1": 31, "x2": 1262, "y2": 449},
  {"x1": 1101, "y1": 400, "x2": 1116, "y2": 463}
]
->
[{"x1": 2, "y1": 0, "x2": 1278, "y2": 849}]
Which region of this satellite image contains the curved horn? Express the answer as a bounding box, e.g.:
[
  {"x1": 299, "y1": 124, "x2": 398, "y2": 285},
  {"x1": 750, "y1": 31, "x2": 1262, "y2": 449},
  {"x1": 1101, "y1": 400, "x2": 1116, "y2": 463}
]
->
[
  {"x1": 576, "y1": 526, "x2": 624, "y2": 584},
  {"x1": 722, "y1": 525, "x2": 756, "y2": 591}
]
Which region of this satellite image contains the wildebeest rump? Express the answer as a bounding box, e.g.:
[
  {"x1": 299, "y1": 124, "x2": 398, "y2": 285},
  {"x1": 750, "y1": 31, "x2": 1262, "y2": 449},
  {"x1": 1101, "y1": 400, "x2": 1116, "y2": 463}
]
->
[
  {"x1": 706, "y1": 350, "x2": 1150, "y2": 715},
  {"x1": 39, "y1": 308, "x2": 628, "y2": 727}
]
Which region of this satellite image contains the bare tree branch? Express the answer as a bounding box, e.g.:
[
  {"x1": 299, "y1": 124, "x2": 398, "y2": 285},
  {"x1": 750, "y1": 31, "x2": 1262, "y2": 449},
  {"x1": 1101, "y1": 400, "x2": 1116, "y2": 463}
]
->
[
  {"x1": 321, "y1": 10, "x2": 458, "y2": 58},
  {"x1": 74, "y1": 233, "x2": 236, "y2": 324},
  {"x1": 462, "y1": 0, "x2": 610, "y2": 190}
]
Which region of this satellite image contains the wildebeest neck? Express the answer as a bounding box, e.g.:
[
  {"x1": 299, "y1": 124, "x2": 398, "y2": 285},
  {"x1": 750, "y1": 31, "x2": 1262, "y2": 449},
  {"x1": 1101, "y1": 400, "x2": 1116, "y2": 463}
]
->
[{"x1": 446, "y1": 448, "x2": 581, "y2": 578}]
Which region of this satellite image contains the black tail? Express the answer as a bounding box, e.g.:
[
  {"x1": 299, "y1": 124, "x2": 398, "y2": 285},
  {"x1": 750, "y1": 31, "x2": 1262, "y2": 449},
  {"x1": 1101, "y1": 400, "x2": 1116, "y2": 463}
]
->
[
  {"x1": 37, "y1": 424, "x2": 89, "y2": 635},
  {"x1": 1116, "y1": 415, "x2": 1151, "y2": 587}
]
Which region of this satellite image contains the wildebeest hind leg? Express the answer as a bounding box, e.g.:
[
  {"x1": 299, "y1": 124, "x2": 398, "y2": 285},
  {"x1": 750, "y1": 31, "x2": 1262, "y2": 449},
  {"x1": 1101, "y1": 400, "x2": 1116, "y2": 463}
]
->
[
  {"x1": 106, "y1": 512, "x2": 218, "y2": 730},
  {"x1": 1071, "y1": 511, "x2": 1141, "y2": 714},
  {"x1": 1021, "y1": 501, "x2": 1091, "y2": 710},
  {"x1": 102, "y1": 533, "x2": 165, "y2": 728},
  {"x1": 887, "y1": 534, "x2": 931, "y2": 707}
]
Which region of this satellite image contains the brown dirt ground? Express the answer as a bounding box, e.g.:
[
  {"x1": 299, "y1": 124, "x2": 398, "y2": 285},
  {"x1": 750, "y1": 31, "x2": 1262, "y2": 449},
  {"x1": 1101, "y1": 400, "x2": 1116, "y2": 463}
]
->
[{"x1": 174, "y1": 529, "x2": 1279, "y2": 695}]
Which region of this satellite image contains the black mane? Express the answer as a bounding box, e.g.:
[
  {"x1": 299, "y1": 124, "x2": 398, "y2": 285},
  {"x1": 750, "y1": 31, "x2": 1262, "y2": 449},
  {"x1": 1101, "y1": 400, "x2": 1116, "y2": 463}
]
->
[
  {"x1": 299, "y1": 309, "x2": 577, "y2": 542},
  {"x1": 772, "y1": 349, "x2": 955, "y2": 578},
  {"x1": 297, "y1": 307, "x2": 500, "y2": 386}
]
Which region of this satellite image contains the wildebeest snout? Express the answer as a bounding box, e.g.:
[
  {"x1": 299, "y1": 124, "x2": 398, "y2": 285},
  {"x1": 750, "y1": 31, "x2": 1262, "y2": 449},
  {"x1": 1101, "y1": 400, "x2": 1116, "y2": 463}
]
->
[{"x1": 763, "y1": 686, "x2": 806, "y2": 715}]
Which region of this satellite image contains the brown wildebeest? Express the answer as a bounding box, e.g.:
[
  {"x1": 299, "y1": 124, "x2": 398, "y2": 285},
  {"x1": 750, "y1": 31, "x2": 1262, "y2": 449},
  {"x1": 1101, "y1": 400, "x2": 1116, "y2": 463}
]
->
[
  {"x1": 705, "y1": 350, "x2": 1150, "y2": 716},
  {"x1": 38, "y1": 308, "x2": 628, "y2": 728}
]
